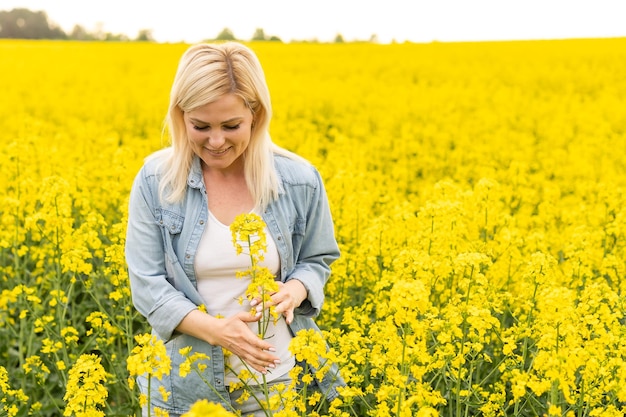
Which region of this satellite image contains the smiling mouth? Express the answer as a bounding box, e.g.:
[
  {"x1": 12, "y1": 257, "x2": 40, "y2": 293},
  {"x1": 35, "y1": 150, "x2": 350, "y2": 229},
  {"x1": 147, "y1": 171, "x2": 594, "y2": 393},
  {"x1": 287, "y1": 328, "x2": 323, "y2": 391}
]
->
[{"x1": 206, "y1": 147, "x2": 230, "y2": 155}]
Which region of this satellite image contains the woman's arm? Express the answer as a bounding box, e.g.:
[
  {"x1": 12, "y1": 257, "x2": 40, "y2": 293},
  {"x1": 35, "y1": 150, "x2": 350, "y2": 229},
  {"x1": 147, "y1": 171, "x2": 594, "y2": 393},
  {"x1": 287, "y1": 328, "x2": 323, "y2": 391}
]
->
[
  {"x1": 176, "y1": 310, "x2": 281, "y2": 373},
  {"x1": 265, "y1": 165, "x2": 340, "y2": 321},
  {"x1": 288, "y1": 167, "x2": 340, "y2": 316},
  {"x1": 125, "y1": 168, "x2": 199, "y2": 340}
]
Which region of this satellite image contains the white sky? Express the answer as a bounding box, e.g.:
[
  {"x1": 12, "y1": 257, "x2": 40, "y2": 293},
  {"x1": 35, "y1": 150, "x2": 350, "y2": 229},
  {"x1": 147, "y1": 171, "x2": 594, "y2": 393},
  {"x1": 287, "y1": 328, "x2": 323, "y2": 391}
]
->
[{"x1": 2, "y1": 0, "x2": 625, "y2": 43}]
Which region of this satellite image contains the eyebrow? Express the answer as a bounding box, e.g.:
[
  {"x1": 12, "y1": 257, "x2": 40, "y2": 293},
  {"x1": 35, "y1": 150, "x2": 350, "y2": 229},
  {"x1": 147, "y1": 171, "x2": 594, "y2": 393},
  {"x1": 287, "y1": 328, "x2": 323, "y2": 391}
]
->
[{"x1": 188, "y1": 116, "x2": 244, "y2": 125}]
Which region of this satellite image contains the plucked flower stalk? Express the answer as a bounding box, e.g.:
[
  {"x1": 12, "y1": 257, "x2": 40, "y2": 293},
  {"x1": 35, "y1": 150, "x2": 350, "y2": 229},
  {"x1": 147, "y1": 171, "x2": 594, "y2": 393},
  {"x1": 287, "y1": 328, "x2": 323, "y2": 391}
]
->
[
  {"x1": 230, "y1": 213, "x2": 281, "y2": 415},
  {"x1": 230, "y1": 213, "x2": 280, "y2": 341}
]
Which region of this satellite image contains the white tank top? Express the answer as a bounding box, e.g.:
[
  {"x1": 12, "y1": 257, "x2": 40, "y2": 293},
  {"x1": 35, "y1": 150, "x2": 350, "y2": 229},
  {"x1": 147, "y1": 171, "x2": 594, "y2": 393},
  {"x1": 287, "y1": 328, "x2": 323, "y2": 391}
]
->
[{"x1": 194, "y1": 210, "x2": 295, "y2": 385}]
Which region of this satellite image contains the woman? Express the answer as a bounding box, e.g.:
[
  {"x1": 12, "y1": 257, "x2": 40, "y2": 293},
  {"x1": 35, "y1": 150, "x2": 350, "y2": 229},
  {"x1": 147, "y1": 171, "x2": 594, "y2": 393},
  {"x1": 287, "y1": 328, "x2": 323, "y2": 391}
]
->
[{"x1": 125, "y1": 42, "x2": 343, "y2": 416}]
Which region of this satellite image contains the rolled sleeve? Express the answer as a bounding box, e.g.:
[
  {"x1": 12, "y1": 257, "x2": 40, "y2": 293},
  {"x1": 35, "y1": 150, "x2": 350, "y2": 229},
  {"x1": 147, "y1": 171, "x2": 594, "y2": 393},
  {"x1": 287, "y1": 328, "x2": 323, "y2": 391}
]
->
[
  {"x1": 288, "y1": 167, "x2": 340, "y2": 317},
  {"x1": 125, "y1": 168, "x2": 199, "y2": 341}
]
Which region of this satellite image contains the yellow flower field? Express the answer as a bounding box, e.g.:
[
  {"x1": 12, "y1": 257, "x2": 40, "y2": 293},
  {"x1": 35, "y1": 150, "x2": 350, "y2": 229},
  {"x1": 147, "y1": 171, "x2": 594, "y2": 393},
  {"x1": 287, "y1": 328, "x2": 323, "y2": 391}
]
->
[{"x1": 1, "y1": 38, "x2": 626, "y2": 416}]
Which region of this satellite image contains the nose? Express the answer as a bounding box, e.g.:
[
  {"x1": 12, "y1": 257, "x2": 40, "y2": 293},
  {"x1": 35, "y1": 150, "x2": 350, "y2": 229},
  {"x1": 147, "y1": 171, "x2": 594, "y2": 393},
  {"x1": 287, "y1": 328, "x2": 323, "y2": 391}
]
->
[{"x1": 207, "y1": 132, "x2": 225, "y2": 148}]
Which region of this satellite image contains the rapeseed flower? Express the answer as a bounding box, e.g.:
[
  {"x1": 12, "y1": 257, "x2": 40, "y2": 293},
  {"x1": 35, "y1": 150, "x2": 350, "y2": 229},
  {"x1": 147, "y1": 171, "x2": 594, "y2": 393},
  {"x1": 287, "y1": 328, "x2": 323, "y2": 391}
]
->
[
  {"x1": 63, "y1": 354, "x2": 108, "y2": 416},
  {"x1": 1, "y1": 366, "x2": 29, "y2": 416},
  {"x1": 230, "y1": 213, "x2": 280, "y2": 335},
  {"x1": 126, "y1": 333, "x2": 171, "y2": 387},
  {"x1": 230, "y1": 212, "x2": 267, "y2": 259},
  {"x1": 61, "y1": 326, "x2": 80, "y2": 345},
  {"x1": 178, "y1": 347, "x2": 210, "y2": 378},
  {"x1": 23, "y1": 355, "x2": 50, "y2": 384},
  {"x1": 181, "y1": 400, "x2": 236, "y2": 417},
  {"x1": 289, "y1": 329, "x2": 326, "y2": 369}
]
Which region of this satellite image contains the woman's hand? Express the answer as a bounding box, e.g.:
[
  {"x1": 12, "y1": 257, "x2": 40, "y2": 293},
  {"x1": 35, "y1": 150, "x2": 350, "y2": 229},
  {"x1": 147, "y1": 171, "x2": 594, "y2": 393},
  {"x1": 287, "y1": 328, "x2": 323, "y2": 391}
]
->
[
  {"x1": 250, "y1": 279, "x2": 308, "y2": 325},
  {"x1": 211, "y1": 311, "x2": 281, "y2": 373},
  {"x1": 176, "y1": 310, "x2": 280, "y2": 374}
]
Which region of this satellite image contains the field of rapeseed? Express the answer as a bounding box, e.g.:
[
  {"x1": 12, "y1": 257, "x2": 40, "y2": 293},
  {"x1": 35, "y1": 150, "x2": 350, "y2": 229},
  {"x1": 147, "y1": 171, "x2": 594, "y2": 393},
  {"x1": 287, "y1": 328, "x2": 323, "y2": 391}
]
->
[{"x1": 1, "y1": 38, "x2": 626, "y2": 416}]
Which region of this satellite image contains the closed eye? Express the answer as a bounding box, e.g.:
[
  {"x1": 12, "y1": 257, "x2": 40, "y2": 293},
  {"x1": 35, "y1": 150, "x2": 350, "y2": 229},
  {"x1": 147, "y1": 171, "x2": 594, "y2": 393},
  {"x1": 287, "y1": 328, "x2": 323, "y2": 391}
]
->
[
  {"x1": 192, "y1": 125, "x2": 209, "y2": 131},
  {"x1": 224, "y1": 124, "x2": 241, "y2": 131}
]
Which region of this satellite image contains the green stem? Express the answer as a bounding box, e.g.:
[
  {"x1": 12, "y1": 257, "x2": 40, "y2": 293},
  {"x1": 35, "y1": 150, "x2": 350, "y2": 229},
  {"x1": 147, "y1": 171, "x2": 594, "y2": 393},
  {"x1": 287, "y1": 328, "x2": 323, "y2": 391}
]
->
[
  {"x1": 395, "y1": 324, "x2": 408, "y2": 416},
  {"x1": 198, "y1": 364, "x2": 239, "y2": 414},
  {"x1": 300, "y1": 364, "x2": 309, "y2": 417},
  {"x1": 549, "y1": 324, "x2": 561, "y2": 415},
  {"x1": 456, "y1": 265, "x2": 474, "y2": 417},
  {"x1": 428, "y1": 216, "x2": 434, "y2": 255},
  {"x1": 550, "y1": 379, "x2": 559, "y2": 416},
  {"x1": 261, "y1": 373, "x2": 272, "y2": 417},
  {"x1": 514, "y1": 270, "x2": 541, "y2": 416},
  {"x1": 147, "y1": 377, "x2": 151, "y2": 417}
]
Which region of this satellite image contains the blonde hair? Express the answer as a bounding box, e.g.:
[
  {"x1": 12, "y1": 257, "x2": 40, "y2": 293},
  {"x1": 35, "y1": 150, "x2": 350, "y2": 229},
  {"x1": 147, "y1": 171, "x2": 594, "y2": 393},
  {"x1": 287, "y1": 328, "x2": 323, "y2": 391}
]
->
[{"x1": 153, "y1": 41, "x2": 298, "y2": 208}]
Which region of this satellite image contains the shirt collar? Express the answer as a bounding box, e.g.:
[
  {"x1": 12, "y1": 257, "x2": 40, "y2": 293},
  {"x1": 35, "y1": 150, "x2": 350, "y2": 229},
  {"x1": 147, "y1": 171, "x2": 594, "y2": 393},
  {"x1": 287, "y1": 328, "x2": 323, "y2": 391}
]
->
[{"x1": 187, "y1": 156, "x2": 204, "y2": 189}]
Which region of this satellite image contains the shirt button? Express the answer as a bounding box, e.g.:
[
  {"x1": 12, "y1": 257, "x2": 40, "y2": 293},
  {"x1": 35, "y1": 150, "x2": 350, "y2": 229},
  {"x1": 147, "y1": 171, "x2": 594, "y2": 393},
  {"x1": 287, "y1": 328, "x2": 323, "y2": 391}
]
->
[
  {"x1": 199, "y1": 220, "x2": 205, "y2": 225},
  {"x1": 186, "y1": 254, "x2": 191, "y2": 259},
  {"x1": 216, "y1": 379, "x2": 222, "y2": 385},
  {"x1": 277, "y1": 236, "x2": 282, "y2": 241}
]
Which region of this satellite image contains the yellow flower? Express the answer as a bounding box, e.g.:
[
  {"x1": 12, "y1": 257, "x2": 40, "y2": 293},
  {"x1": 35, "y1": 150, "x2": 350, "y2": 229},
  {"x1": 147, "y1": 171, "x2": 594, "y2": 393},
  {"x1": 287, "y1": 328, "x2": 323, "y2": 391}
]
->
[
  {"x1": 85, "y1": 311, "x2": 107, "y2": 329},
  {"x1": 230, "y1": 213, "x2": 280, "y2": 339},
  {"x1": 178, "y1": 347, "x2": 210, "y2": 378},
  {"x1": 63, "y1": 354, "x2": 108, "y2": 416},
  {"x1": 289, "y1": 329, "x2": 326, "y2": 369},
  {"x1": 235, "y1": 368, "x2": 254, "y2": 385},
  {"x1": 307, "y1": 391, "x2": 322, "y2": 406},
  {"x1": 1, "y1": 366, "x2": 31, "y2": 416},
  {"x1": 33, "y1": 315, "x2": 55, "y2": 333},
  {"x1": 179, "y1": 346, "x2": 193, "y2": 356},
  {"x1": 108, "y1": 289, "x2": 123, "y2": 301},
  {"x1": 154, "y1": 407, "x2": 170, "y2": 417},
  {"x1": 41, "y1": 338, "x2": 63, "y2": 354},
  {"x1": 548, "y1": 404, "x2": 561, "y2": 416},
  {"x1": 61, "y1": 327, "x2": 80, "y2": 345},
  {"x1": 158, "y1": 385, "x2": 171, "y2": 402},
  {"x1": 181, "y1": 400, "x2": 237, "y2": 417},
  {"x1": 416, "y1": 407, "x2": 439, "y2": 417},
  {"x1": 0, "y1": 366, "x2": 24, "y2": 389},
  {"x1": 49, "y1": 289, "x2": 68, "y2": 307},
  {"x1": 23, "y1": 355, "x2": 50, "y2": 383},
  {"x1": 127, "y1": 333, "x2": 171, "y2": 381},
  {"x1": 230, "y1": 212, "x2": 267, "y2": 258}
]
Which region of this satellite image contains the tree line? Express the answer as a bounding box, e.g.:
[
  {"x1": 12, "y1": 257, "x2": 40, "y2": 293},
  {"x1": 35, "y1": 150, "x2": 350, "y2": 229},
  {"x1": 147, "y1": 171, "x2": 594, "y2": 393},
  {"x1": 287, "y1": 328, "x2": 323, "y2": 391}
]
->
[
  {"x1": 0, "y1": 8, "x2": 373, "y2": 43},
  {"x1": 0, "y1": 8, "x2": 286, "y2": 42},
  {"x1": 0, "y1": 8, "x2": 154, "y2": 41}
]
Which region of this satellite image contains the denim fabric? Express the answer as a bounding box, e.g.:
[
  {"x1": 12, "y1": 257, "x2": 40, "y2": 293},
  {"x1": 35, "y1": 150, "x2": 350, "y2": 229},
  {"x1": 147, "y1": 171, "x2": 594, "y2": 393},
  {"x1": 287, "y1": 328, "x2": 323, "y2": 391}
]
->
[{"x1": 126, "y1": 152, "x2": 343, "y2": 413}]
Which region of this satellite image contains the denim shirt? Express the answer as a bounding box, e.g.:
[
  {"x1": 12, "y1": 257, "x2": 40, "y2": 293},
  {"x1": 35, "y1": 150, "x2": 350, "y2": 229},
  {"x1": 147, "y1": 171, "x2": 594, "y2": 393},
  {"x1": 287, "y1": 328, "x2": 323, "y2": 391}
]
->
[{"x1": 125, "y1": 151, "x2": 343, "y2": 414}]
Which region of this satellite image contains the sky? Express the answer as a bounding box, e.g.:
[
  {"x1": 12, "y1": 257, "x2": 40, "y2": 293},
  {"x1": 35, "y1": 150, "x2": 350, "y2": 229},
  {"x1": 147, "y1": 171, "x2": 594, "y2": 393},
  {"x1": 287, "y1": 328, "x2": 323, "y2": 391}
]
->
[{"x1": 2, "y1": 0, "x2": 625, "y2": 43}]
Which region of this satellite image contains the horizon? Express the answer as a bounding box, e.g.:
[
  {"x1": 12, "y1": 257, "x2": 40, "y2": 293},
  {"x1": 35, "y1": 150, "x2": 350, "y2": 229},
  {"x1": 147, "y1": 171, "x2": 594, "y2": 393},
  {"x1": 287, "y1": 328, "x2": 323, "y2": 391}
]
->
[{"x1": 2, "y1": 0, "x2": 626, "y2": 44}]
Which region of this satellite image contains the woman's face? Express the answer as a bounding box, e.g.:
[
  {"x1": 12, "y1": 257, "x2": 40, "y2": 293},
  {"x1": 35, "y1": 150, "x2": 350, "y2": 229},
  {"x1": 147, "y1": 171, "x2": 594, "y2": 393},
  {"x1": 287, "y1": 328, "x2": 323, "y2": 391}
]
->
[{"x1": 184, "y1": 93, "x2": 254, "y2": 175}]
